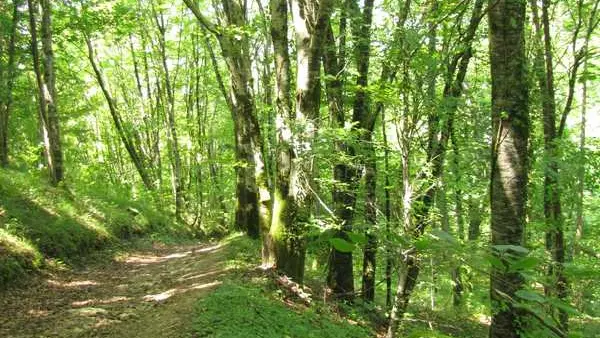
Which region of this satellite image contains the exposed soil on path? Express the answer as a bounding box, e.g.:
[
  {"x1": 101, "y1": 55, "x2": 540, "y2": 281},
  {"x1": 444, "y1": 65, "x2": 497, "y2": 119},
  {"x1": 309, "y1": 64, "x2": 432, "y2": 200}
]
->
[{"x1": 0, "y1": 241, "x2": 230, "y2": 338}]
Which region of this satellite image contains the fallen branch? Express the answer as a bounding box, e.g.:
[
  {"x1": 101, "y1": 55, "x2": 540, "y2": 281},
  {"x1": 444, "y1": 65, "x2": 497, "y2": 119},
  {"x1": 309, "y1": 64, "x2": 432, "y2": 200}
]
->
[{"x1": 263, "y1": 269, "x2": 313, "y2": 305}]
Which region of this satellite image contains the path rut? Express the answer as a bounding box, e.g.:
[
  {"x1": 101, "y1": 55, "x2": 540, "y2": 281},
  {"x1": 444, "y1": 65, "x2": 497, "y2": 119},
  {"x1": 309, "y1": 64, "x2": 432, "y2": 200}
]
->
[{"x1": 0, "y1": 242, "x2": 229, "y2": 338}]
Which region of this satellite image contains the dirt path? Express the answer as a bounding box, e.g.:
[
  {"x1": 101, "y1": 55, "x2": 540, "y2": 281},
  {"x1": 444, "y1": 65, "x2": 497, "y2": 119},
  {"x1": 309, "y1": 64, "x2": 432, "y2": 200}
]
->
[{"x1": 0, "y1": 242, "x2": 230, "y2": 338}]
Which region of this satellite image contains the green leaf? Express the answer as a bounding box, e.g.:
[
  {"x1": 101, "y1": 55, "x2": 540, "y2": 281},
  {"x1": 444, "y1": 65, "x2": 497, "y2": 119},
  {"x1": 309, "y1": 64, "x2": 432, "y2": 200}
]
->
[
  {"x1": 515, "y1": 290, "x2": 546, "y2": 303},
  {"x1": 346, "y1": 232, "x2": 367, "y2": 245},
  {"x1": 509, "y1": 256, "x2": 539, "y2": 272},
  {"x1": 329, "y1": 238, "x2": 355, "y2": 253},
  {"x1": 430, "y1": 229, "x2": 457, "y2": 244},
  {"x1": 548, "y1": 298, "x2": 579, "y2": 315},
  {"x1": 492, "y1": 245, "x2": 529, "y2": 255},
  {"x1": 414, "y1": 238, "x2": 431, "y2": 250},
  {"x1": 484, "y1": 254, "x2": 505, "y2": 269}
]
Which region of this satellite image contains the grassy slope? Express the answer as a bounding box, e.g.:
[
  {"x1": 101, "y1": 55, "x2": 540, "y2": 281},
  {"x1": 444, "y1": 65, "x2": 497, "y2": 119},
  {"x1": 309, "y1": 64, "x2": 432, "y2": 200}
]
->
[
  {"x1": 193, "y1": 235, "x2": 375, "y2": 338},
  {"x1": 0, "y1": 169, "x2": 179, "y2": 288}
]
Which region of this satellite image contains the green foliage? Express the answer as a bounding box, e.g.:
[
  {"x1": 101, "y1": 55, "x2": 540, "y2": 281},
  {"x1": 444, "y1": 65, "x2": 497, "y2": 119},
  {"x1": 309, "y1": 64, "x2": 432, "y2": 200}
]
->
[
  {"x1": 0, "y1": 228, "x2": 42, "y2": 288},
  {"x1": 406, "y1": 330, "x2": 453, "y2": 338},
  {"x1": 193, "y1": 281, "x2": 373, "y2": 338},
  {"x1": 0, "y1": 168, "x2": 184, "y2": 287}
]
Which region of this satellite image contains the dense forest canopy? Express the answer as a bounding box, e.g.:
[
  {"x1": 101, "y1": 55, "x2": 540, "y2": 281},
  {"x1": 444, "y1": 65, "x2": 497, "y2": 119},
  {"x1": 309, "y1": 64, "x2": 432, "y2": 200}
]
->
[{"x1": 1, "y1": 0, "x2": 600, "y2": 337}]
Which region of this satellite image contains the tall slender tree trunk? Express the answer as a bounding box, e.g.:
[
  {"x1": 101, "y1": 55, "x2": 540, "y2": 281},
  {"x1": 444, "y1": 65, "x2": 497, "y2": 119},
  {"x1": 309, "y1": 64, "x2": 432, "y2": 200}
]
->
[
  {"x1": 382, "y1": 108, "x2": 393, "y2": 308},
  {"x1": 323, "y1": 17, "x2": 356, "y2": 300},
  {"x1": 324, "y1": 0, "x2": 376, "y2": 301},
  {"x1": 531, "y1": 0, "x2": 568, "y2": 329},
  {"x1": 152, "y1": 7, "x2": 184, "y2": 222},
  {"x1": 40, "y1": 0, "x2": 63, "y2": 184},
  {"x1": 575, "y1": 54, "x2": 588, "y2": 252},
  {"x1": 386, "y1": 102, "x2": 414, "y2": 338},
  {"x1": 28, "y1": 0, "x2": 64, "y2": 185},
  {"x1": 356, "y1": 0, "x2": 377, "y2": 303},
  {"x1": 85, "y1": 34, "x2": 156, "y2": 191},
  {"x1": 269, "y1": 0, "x2": 331, "y2": 282},
  {"x1": 0, "y1": 0, "x2": 19, "y2": 168},
  {"x1": 268, "y1": 0, "x2": 293, "y2": 267},
  {"x1": 451, "y1": 129, "x2": 464, "y2": 306},
  {"x1": 387, "y1": 0, "x2": 484, "y2": 328},
  {"x1": 184, "y1": 0, "x2": 271, "y2": 240},
  {"x1": 488, "y1": 1, "x2": 530, "y2": 337}
]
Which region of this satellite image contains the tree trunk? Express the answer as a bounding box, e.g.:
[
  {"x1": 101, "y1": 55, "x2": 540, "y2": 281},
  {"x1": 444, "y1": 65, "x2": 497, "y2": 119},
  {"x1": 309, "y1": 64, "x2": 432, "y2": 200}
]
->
[
  {"x1": 323, "y1": 17, "x2": 356, "y2": 300},
  {"x1": 0, "y1": 0, "x2": 19, "y2": 168},
  {"x1": 85, "y1": 34, "x2": 157, "y2": 191},
  {"x1": 451, "y1": 129, "x2": 464, "y2": 306},
  {"x1": 184, "y1": 0, "x2": 271, "y2": 240},
  {"x1": 488, "y1": 1, "x2": 529, "y2": 337},
  {"x1": 355, "y1": 0, "x2": 377, "y2": 303},
  {"x1": 382, "y1": 108, "x2": 393, "y2": 308},
  {"x1": 467, "y1": 197, "x2": 482, "y2": 241},
  {"x1": 323, "y1": 0, "x2": 376, "y2": 301},
  {"x1": 530, "y1": 0, "x2": 571, "y2": 329},
  {"x1": 269, "y1": 0, "x2": 331, "y2": 282},
  {"x1": 574, "y1": 52, "x2": 588, "y2": 253},
  {"x1": 386, "y1": 107, "x2": 415, "y2": 338},
  {"x1": 268, "y1": 0, "x2": 292, "y2": 267},
  {"x1": 387, "y1": 0, "x2": 484, "y2": 328},
  {"x1": 153, "y1": 7, "x2": 184, "y2": 222},
  {"x1": 28, "y1": 0, "x2": 63, "y2": 184},
  {"x1": 39, "y1": 0, "x2": 64, "y2": 184}
]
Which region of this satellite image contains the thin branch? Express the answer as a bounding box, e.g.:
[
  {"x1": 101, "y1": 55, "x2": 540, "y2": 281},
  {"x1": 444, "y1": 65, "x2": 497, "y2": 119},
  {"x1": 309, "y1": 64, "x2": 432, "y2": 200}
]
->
[{"x1": 182, "y1": 0, "x2": 219, "y2": 35}]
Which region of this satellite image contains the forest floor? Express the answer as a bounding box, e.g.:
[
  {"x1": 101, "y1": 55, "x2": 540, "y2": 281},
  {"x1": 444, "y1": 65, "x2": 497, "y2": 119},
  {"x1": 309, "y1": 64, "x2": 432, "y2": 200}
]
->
[{"x1": 0, "y1": 240, "x2": 230, "y2": 338}]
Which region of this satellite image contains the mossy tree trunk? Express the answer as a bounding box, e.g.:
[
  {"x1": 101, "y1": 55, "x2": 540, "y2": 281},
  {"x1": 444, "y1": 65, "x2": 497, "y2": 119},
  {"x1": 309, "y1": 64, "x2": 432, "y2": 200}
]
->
[
  {"x1": 270, "y1": 0, "x2": 331, "y2": 282},
  {"x1": 268, "y1": 0, "x2": 293, "y2": 267}
]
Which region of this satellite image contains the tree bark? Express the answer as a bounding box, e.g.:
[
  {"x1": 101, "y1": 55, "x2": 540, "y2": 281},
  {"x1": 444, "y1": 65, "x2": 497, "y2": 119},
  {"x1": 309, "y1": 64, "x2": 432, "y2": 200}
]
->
[
  {"x1": 28, "y1": 0, "x2": 64, "y2": 185},
  {"x1": 530, "y1": 0, "x2": 569, "y2": 330},
  {"x1": 184, "y1": 0, "x2": 271, "y2": 240},
  {"x1": 269, "y1": 0, "x2": 332, "y2": 282},
  {"x1": 268, "y1": 0, "x2": 293, "y2": 267},
  {"x1": 323, "y1": 17, "x2": 356, "y2": 301},
  {"x1": 355, "y1": 0, "x2": 377, "y2": 303},
  {"x1": 40, "y1": 0, "x2": 64, "y2": 184},
  {"x1": 488, "y1": 1, "x2": 530, "y2": 337},
  {"x1": 0, "y1": 0, "x2": 19, "y2": 168}
]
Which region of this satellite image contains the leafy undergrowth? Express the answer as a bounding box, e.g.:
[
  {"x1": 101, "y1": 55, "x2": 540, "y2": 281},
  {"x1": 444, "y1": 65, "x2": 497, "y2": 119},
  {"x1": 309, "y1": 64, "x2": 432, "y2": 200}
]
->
[
  {"x1": 193, "y1": 281, "x2": 374, "y2": 338},
  {"x1": 193, "y1": 234, "x2": 373, "y2": 338},
  {"x1": 0, "y1": 169, "x2": 186, "y2": 288}
]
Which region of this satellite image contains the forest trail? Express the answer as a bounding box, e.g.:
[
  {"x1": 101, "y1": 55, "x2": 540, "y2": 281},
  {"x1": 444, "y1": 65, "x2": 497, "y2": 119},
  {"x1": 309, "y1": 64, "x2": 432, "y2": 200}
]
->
[{"x1": 0, "y1": 241, "x2": 230, "y2": 338}]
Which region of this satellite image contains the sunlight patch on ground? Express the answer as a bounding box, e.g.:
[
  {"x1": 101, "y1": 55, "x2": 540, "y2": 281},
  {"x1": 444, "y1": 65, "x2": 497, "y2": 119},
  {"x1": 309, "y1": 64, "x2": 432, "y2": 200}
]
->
[
  {"x1": 27, "y1": 309, "x2": 50, "y2": 318},
  {"x1": 476, "y1": 314, "x2": 491, "y2": 326},
  {"x1": 177, "y1": 268, "x2": 229, "y2": 282},
  {"x1": 143, "y1": 281, "x2": 222, "y2": 302},
  {"x1": 71, "y1": 296, "x2": 131, "y2": 307},
  {"x1": 120, "y1": 244, "x2": 223, "y2": 265},
  {"x1": 68, "y1": 307, "x2": 108, "y2": 317},
  {"x1": 93, "y1": 318, "x2": 121, "y2": 328},
  {"x1": 46, "y1": 279, "x2": 99, "y2": 288}
]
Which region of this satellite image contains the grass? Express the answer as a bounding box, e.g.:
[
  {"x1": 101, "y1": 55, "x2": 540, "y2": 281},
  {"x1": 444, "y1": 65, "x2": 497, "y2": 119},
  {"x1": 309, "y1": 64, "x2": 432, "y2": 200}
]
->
[
  {"x1": 192, "y1": 234, "x2": 373, "y2": 338},
  {"x1": 0, "y1": 168, "x2": 184, "y2": 288},
  {"x1": 193, "y1": 280, "x2": 374, "y2": 338}
]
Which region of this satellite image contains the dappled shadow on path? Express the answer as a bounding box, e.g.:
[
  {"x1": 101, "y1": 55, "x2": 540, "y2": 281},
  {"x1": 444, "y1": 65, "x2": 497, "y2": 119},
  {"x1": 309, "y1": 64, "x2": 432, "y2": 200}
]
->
[{"x1": 0, "y1": 242, "x2": 230, "y2": 338}]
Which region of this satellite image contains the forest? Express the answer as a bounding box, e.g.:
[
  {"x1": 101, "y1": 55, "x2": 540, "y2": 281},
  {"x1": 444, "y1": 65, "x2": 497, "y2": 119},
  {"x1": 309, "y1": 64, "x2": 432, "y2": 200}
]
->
[{"x1": 0, "y1": 0, "x2": 599, "y2": 337}]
